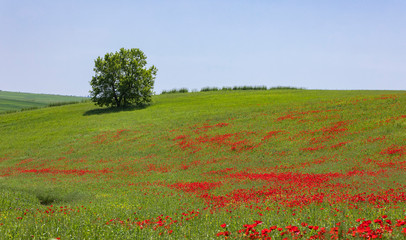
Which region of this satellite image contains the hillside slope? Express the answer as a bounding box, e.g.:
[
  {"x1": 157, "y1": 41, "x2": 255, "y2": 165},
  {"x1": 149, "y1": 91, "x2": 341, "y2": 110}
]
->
[
  {"x1": 0, "y1": 90, "x2": 405, "y2": 239},
  {"x1": 0, "y1": 90, "x2": 87, "y2": 113}
]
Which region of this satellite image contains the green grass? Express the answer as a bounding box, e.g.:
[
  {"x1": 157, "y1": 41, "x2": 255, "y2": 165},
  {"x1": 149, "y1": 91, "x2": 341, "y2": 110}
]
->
[
  {"x1": 0, "y1": 90, "x2": 88, "y2": 113},
  {"x1": 0, "y1": 89, "x2": 406, "y2": 239}
]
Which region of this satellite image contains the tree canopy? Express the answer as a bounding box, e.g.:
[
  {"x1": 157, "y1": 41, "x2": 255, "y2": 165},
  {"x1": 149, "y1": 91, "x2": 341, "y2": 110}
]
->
[{"x1": 90, "y1": 48, "x2": 157, "y2": 108}]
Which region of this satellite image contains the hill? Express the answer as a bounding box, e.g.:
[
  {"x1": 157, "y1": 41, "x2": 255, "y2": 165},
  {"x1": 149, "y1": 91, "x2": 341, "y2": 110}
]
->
[
  {"x1": 0, "y1": 90, "x2": 87, "y2": 113},
  {"x1": 0, "y1": 90, "x2": 405, "y2": 239}
]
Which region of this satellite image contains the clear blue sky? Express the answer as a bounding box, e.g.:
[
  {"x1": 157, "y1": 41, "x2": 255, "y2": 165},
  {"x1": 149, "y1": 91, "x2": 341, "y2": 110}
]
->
[{"x1": 1, "y1": 0, "x2": 405, "y2": 96}]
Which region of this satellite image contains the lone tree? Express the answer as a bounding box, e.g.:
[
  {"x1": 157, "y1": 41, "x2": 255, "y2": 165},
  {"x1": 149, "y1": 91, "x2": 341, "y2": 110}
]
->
[{"x1": 90, "y1": 48, "x2": 157, "y2": 108}]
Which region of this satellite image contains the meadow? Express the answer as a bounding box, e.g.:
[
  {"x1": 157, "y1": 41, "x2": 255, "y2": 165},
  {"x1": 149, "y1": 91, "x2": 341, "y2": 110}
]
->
[
  {"x1": 0, "y1": 91, "x2": 87, "y2": 114},
  {"x1": 0, "y1": 89, "x2": 405, "y2": 239}
]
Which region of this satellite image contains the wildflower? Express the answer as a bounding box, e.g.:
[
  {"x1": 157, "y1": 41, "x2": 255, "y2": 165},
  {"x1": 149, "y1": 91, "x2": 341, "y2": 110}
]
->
[{"x1": 216, "y1": 231, "x2": 230, "y2": 237}]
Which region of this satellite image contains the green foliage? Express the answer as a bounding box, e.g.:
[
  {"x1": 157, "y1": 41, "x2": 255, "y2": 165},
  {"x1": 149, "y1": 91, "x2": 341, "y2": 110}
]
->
[
  {"x1": 178, "y1": 88, "x2": 189, "y2": 93},
  {"x1": 90, "y1": 48, "x2": 157, "y2": 108},
  {"x1": 233, "y1": 85, "x2": 267, "y2": 90},
  {"x1": 161, "y1": 88, "x2": 189, "y2": 94},
  {"x1": 200, "y1": 86, "x2": 219, "y2": 92},
  {"x1": 269, "y1": 86, "x2": 305, "y2": 90}
]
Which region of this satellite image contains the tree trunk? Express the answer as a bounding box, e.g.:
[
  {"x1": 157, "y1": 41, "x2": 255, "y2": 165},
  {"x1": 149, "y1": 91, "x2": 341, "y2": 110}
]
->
[
  {"x1": 112, "y1": 84, "x2": 120, "y2": 107},
  {"x1": 115, "y1": 96, "x2": 120, "y2": 107},
  {"x1": 118, "y1": 95, "x2": 123, "y2": 107}
]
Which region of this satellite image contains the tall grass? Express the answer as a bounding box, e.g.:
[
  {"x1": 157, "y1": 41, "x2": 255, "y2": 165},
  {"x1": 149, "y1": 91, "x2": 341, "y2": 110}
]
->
[{"x1": 0, "y1": 89, "x2": 405, "y2": 239}]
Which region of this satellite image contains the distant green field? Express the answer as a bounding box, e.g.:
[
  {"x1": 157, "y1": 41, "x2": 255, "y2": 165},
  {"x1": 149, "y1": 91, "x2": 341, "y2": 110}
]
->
[
  {"x1": 0, "y1": 89, "x2": 406, "y2": 239},
  {"x1": 0, "y1": 90, "x2": 87, "y2": 113}
]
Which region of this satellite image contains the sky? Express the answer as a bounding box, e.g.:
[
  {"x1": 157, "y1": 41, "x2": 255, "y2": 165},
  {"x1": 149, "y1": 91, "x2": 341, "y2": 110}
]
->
[{"x1": 0, "y1": 0, "x2": 405, "y2": 96}]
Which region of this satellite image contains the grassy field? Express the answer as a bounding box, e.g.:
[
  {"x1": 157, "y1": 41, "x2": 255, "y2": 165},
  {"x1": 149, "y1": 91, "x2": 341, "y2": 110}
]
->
[
  {"x1": 0, "y1": 89, "x2": 405, "y2": 239},
  {"x1": 0, "y1": 90, "x2": 87, "y2": 113}
]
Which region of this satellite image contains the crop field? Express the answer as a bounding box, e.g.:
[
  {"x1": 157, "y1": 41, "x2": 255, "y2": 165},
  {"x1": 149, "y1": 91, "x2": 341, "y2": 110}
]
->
[
  {"x1": 0, "y1": 90, "x2": 405, "y2": 239},
  {"x1": 0, "y1": 91, "x2": 87, "y2": 113}
]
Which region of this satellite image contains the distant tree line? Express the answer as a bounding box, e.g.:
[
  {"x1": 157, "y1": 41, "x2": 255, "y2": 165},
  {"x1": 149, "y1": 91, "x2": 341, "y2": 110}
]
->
[
  {"x1": 161, "y1": 88, "x2": 189, "y2": 94},
  {"x1": 161, "y1": 86, "x2": 304, "y2": 94}
]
